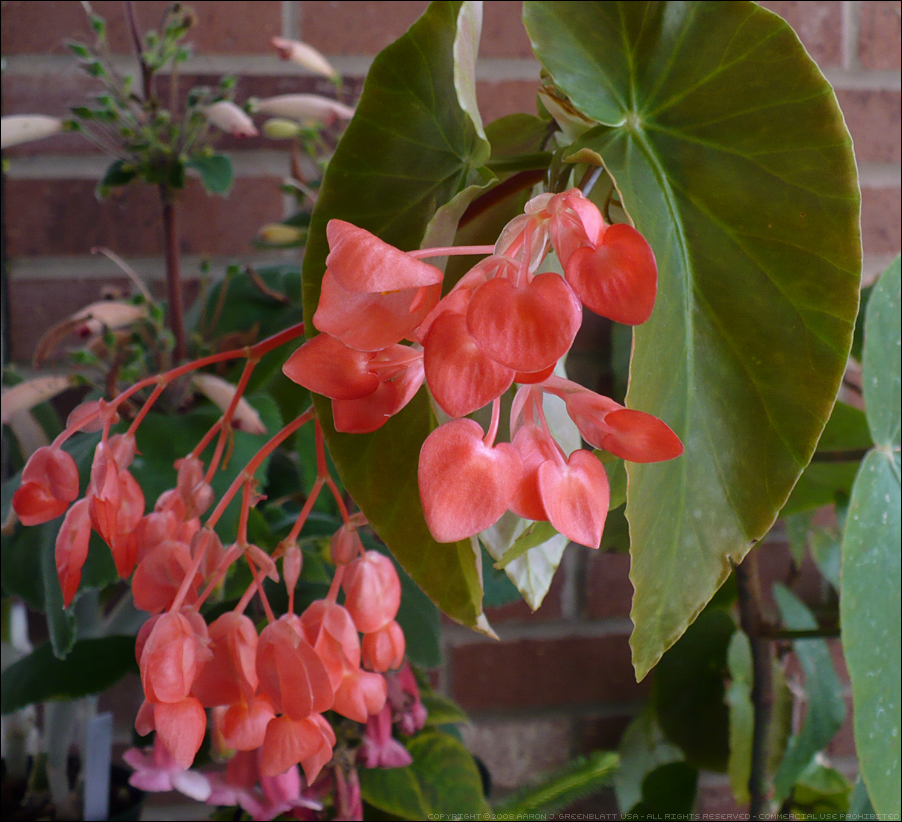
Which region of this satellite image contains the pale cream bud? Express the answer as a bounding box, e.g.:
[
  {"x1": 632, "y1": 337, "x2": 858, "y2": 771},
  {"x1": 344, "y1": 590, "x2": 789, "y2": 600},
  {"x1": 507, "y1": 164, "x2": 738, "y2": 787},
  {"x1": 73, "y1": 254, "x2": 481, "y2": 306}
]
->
[
  {"x1": 1, "y1": 376, "x2": 73, "y2": 425},
  {"x1": 204, "y1": 101, "x2": 258, "y2": 137},
  {"x1": 192, "y1": 373, "x2": 267, "y2": 435},
  {"x1": 250, "y1": 94, "x2": 354, "y2": 127},
  {"x1": 262, "y1": 118, "x2": 304, "y2": 140},
  {"x1": 271, "y1": 36, "x2": 338, "y2": 79},
  {"x1": 257, "y1": 223, "x2": 304, "y2": 245},
  {"x1": 1, "y1": 115, "x2": 64, "y2": 149}
]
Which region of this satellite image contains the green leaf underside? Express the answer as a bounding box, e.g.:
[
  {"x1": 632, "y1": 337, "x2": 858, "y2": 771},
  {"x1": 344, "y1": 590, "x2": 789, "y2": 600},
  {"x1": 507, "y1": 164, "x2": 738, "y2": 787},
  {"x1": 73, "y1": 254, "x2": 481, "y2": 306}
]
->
[
  {"x1": 300, "y1": 2, "x2": 491, "y2": 628},
  {"x1": 524, "y1": 0, "x2": 860, "y2": 678},
  {"x1": 1, "y1": 636, "x2": 138, "y2": 713},
  {"x1": 359, "y1": 730, "x2": 491, "y2": 819},
  {"x1": 772, "y1": 585, "x2": 846, "y2": 802},
  {"x1": 187, "y1": 154, "x2": 233, "y2": 195},
  {"x1": 841, "y1": 257, "x2": 901, "y2": 819}
]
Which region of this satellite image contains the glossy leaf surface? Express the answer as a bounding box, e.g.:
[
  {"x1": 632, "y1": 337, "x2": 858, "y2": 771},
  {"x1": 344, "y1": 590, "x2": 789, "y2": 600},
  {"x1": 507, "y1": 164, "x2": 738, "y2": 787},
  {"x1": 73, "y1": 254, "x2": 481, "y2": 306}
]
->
[
  {"x1": 525, "y1": 0, "x2": 860, "y2": 678},
  {"x1": 300, "y1": 2, "x2": 492, "y2": 628}
]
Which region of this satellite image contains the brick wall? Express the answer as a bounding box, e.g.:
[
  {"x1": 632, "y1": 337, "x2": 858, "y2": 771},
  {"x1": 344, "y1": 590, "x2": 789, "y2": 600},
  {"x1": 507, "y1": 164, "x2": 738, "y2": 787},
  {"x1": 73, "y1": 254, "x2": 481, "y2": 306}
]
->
[{"x1": 3, "y1": 0, "x2": 900, "y2": 814}]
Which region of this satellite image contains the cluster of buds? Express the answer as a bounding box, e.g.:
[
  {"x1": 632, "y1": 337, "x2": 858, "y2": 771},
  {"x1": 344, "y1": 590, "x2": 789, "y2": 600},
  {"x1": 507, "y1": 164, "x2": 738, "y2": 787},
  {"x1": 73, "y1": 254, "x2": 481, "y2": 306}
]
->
[
  {"x1": 10, "y1": 323, "x2": 426, "y2": 817},
  {"x1": 284, "y1": 188, "x2": 683, "y2": 548}
]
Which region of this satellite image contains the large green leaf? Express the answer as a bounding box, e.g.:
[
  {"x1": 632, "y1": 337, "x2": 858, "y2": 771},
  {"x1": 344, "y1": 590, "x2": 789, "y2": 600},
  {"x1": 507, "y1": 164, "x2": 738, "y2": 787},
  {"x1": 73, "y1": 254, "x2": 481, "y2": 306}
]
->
[
  {"x1": 359, "y1": 730, "x2": 490, "y2": 819},
  {"x1": 1, "y1": 636, "x2": 138, "y2": 713},
  {"x1": 524, "y1": 0, "x2": 860, "y2": 678},
  {"x1": 300, "y1": 2, "x2": 492, "y2": 629},
  {"x1": 772, "y1": 585, "x2": 846, "y2": 803},
  {"x1": 841, "y1": 258, "x2": 901, "y2": 819}
]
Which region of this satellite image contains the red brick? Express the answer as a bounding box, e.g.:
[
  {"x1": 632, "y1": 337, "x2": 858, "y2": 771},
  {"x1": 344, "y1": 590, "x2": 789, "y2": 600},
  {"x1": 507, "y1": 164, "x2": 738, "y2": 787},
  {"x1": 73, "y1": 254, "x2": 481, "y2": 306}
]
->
[
  {"x1": 481, "y1": 1, "x2": 534, "y2": 59},
  {"x1": 862, "y1": 187, "x2": 902, "y2": 255},
  {"x1": 755, "y1": 538, "x2": 828, "y2": 623},
  {"x1": 586, "y1": 551, "x2": 633, "y2": 620},
  {"x1": 484, "y1": 571, "x2": 564, "y2": 622},
  {"x1": 477, "y1": 79, "x2": 540, "y2": 123},
  {"x1": 577, "y1": 713, "x2": 634, "y2": 752},
  {"x1": 5, "y1": 176, "x2": 283, "y2": 258},
  {"x1": 461, "y1": 717, "x2": 572, "y2": 789},
  {"x1": 298, "y1": 1, "x2": 429, "y2": 56},
  {"x1": 450, "y1": 634, "x2": 647, "y2": 712},
  {"x1": 835, "y1": 89, "x2": 901, "y2": 164},
  {"x1": 757, "y1": 1, "x2": 843, "y2": 67},
  {"x1": 826, "y1": 693, "x2": 857, "y2": 758},
  {"x1": 859, "y1": 1, "x2": 902, "y2": 70},
  {"x1": 1, "y1": 1, "x2": 281, "y2": 56}
]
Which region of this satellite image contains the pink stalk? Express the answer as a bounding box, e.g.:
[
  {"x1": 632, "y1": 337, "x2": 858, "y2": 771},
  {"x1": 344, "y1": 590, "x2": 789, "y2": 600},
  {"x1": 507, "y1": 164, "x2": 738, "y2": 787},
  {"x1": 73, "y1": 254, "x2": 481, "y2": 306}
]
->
[
  {"x1": 407, "y1": 244, "x2": 494, "y2": 260},
  {"x1": 325, "y1": 565, "x2": 345, "y2": 604},
  {"x1": 315, "y1": 419, "x2": 350, "y2": 524},
  {"x1": 284, "y1": 477, "x2": 325, "y2": 545},
  {"x1": 484, "y1": 397, "x2": 502, "y2": 448},
  {"x1": 204, "y1": 356, "x2": 260, "y2": 484},
  {"x1": 243, "y1": 551, "x2": 276, "y2": 624},
  {"x1": 204, "y1": 408, "x2": 315, "y2": 530}
]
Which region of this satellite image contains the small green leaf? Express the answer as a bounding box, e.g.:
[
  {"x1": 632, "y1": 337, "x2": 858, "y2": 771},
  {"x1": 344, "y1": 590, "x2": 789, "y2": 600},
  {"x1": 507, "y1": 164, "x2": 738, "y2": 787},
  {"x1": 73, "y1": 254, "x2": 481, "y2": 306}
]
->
[
  {"x1": 725, "y1": 629, "x2": 754, "y2": 804},
  {"x1": 1, "y1": 637, "x2": 138, "y2": 713},
  {"x1": 420, "y1": 692, "x2": 469, "y2": 726},
  {"x1": 772, "y1": 585, "x2": 846, "y2": 803},
  {"x1": 359, "y1": 730, "x2": 490, "y2": 819},
  {"x1": 187, "y1": 154, "x2": 234, "y2": 196},
  {"x1": 791, "y1": 761, "x2": 852, "y2": 817},
  {"x1": 493, "y1": 520, "x2": 558, "y2": 569},
  {"x1": 96, "y1": 160, "x2": 137, "y2": 197}
]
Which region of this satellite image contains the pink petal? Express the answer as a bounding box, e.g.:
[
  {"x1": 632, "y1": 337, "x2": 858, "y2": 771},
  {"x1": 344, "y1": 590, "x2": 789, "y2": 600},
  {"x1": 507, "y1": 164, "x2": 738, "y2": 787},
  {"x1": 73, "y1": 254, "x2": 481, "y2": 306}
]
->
[
  {"x1": 423, "y1": 311, "x2": 514, "y2": 417},
  {"x1": 282, "y1": 334, "x2": 380, "y2": 399},
  {"x1": 538, "y1": 450, "x2": 610, "y2": 548},
  {"x1": 418, "y1": 419, "x2": 523, "y2": 543},
  {"x1": 564, "y1": 222, "x2": 657, "y2": 325},
  {"x1": 466, "y1": 273, "x2": 582, "y2": 372},
  {"x1": 326, "y1": 220, "x2": 443, "y2": 292}
]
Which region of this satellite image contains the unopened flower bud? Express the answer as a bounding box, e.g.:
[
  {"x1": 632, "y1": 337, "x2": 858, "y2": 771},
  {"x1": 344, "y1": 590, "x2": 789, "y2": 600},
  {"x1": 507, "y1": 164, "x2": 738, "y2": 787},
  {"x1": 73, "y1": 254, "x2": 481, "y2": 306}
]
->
[
  {"x1": 192, "y1": 373, "x2": 267, "y2": 435},
  {"x1": 204, "y1": 101, "x2": 258, "y2": 137},
  {"x1": 330, "y1": 523, "x2": 363, "y2": 565},
  {"x1": 362, "y1": 620, "x2": 405, "y2": 672},
  {"x1": 271, "y1": 36, "x2": 337, "y2": 79},
  {"x1": 250, "y1": 94, "x2": 354, "y2": 127},
  {"x1": 1, "y1": 114, "x2": 64, "y2": 149},
  {"x1": 261, "y1": 117, "x2": 304, "y2": 140},
  {"x1": 257, "y1": 223, "x2": 304, "y2": 245}
]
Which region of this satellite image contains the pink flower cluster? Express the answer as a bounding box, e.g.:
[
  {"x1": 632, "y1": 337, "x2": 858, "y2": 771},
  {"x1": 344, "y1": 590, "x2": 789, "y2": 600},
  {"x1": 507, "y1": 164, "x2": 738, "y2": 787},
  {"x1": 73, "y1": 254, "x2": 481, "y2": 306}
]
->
[{"x1": 284, "y1": 188, "x2": 682, "y2": 548}]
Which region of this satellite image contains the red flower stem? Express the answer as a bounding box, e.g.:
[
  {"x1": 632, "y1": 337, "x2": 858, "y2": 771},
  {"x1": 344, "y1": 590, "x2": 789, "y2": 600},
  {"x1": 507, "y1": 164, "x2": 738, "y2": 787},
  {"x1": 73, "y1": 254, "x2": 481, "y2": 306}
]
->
[
  {"x1": 195, "y1": 544, "x2": 243, "y2": 610},
  {"x1": 535, "y1": 389, "x2": 568, "y2": 465},
  {"x1": 204, "y1": 407, "x2": 315, "y2": 531},
  {"x1": 244, "y1": 551, "x2": 276, "y2": 624},
  {"x1": 325, "y1": 565, "x2": 345, "y2": 605},
  {"x1": 237, "y1": 483, "x2": 252, "y2": 545},
  {"x1": 285, "y1": 477, "x2": 325, "y2": 544},
  {"x1": 191, "y1": 418, "x2": 224, "y2": 459},
  {"x1": 484, "y1": 397, "x2": 502, "y2": 448},
  {"x1": 169, "y1": 528, "x2": 217, "y2": 614},
  {"x1": 126, "y1": 382, "x2": 167, "y2": 437},
  {"x1": 315, "y1": 418, "x2": 350, "y2": 523},
  {"x1": 204, "y1": 356, "x2": 260, "y2": 484},
  {"x1": 53, "y1": 323, "x2": 308, "y2": 450},
  {"x1": 407, "y1": 245, "x2": 495, "y2": 260}
]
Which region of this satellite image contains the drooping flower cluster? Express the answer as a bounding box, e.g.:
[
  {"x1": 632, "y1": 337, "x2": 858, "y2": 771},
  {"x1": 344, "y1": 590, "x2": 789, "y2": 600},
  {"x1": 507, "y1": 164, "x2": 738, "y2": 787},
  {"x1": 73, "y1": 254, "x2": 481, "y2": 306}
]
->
[
  {"x1": 284, "y1": 188, "x2": 682, "y2": 548},
  {"x1": 10, "y1": 324, "x2": 425, "y2": 820}
]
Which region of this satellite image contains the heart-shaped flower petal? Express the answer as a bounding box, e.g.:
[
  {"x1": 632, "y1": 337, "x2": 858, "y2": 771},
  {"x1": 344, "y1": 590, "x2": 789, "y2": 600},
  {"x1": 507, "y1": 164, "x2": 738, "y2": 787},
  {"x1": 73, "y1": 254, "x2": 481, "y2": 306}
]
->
[
  {"x1": 509, "y1": 424, "x2": 559, "y2": 521},
  {"x1": 537, "y1": 450, "x2": 610, "y2": 549},
  {"x1": 564, "y1": 222, "x2": 657, "y2": 325},
  {"x1": 283, "y1": 333, "x2": 380, "y2": 399},
  {"x1": 419, "y1": 419, "x2": 523, "y2": 543},
  {"x1": 424, "y1": 311, "x2": 514, "y2": 417},
  {"x1": 466, "y1": 273, "x2": 582, "y2": 372}
]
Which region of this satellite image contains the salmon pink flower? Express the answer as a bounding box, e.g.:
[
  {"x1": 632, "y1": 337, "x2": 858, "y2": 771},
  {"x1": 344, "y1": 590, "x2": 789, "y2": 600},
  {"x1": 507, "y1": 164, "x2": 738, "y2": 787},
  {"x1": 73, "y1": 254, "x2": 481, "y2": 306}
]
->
[
  {"x1": 55, "y1": 499, "x2": 92, "y2": 607},
  {"x1": 12, "y1": 445, "x2": 79, "y2": 525},
  {"x1": 256, "y1": 617, "x2": 334, "y2": 720},
  {"x1": 341, "y1": 551, "x2": 402, "y2": 634},
  {"x1": 386, "y1": 661, "x2": 428, "y2": 736},
  {"x1": 361, "y1": 620, "x2": 405, "y2": 673},
  {"x1": 154, "y1": 697, "x2": 208, "y2": 769},
  {"x1": 191, "y1": 612, "x2": 259, "y2": 707},
  {"x1": 418, "y1": 418, "x2": 522, "y2": 543},
  {"x1": 260, "y1": 713, "x2": 335, "y2": 782},
  {"x1": 537, "y1": 449, "x2": 610, "y2": 549}
]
